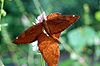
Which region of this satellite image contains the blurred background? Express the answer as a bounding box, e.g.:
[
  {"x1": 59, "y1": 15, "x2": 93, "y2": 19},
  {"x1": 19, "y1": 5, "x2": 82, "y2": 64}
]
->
[{"x1": 0, "y1": 0, "x2": 100, "y2": 66}]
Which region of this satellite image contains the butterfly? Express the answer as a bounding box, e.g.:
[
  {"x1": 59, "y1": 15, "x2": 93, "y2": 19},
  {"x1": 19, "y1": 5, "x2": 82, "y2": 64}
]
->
[{"x1": 13, "y1": 12, "x2": 79, "y2": 66}]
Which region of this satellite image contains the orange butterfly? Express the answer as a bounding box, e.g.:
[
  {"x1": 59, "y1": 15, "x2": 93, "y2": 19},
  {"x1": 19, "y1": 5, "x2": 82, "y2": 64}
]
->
[{"x1": 13, "y1": 12, "x2": 79, "y2": 66}]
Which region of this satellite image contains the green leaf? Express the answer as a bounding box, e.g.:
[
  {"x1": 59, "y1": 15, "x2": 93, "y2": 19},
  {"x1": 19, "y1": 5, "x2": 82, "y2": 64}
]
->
[
  {"x1": 67, "y1": 26, "x2": 97, "y2": 52},
  {"x1": 95, "y1": 11, "x2": 100, "y2": 21}
]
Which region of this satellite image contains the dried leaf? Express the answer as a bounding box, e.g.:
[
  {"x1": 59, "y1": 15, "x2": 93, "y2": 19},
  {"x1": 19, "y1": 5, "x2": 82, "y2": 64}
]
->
[
  {"x1": 38, "y1": 32, "x2": 60, "y2": 66},
  {"x1": 13, "y1": 23, "x2": 43, "y2": 44}
]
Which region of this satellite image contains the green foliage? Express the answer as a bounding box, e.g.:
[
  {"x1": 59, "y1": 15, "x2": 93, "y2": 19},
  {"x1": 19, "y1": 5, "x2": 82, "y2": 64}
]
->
[
  {"x1": 59, "y1": 59, "x2": 74, "y2": 66},
  {"x1": 0, "y1": 0, "x2": 100, "y2": 66}
]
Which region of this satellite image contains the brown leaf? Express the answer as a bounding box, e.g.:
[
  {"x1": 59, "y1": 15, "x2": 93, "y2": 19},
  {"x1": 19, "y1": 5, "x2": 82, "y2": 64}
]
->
[
  {"x1": 13, "y1": 23, "x2": 43, "y2": 44},
  {"x1": 44, "y1": 13, "x2": 80, "y2": 34},
  {"x1": 38, "y1": 32, "x2": 60, "y2": 66}
]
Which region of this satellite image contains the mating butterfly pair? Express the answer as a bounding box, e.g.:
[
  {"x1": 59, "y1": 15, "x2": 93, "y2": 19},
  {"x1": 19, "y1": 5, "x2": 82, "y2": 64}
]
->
[{"x1": 13, "y1": 13, "x2": 79, "y2": 66}]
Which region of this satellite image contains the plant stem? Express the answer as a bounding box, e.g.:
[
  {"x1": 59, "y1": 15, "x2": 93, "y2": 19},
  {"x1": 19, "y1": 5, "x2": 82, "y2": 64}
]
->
[
  {"x1": 28, "y1": 45, "x2": 34, "y2": 66},
  {"x1": 0, "y1": 56, "x2": 4, "y2": 66},
  {"x1": 33, "y1": 0, "x2": 43, "y2": 14},
  {"x1": 40, "y1": 54, "x2": 45, "y2": 66},
  {"x1": 0, "y1": 0, "x2": 4, "y2": 21}
]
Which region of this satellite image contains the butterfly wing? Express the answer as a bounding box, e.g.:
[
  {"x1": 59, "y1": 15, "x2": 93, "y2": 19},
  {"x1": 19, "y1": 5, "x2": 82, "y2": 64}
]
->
[
  {"x1": 38, "y1": 32, "x2": 60, "y2": 66},
  {"x1": 13, "y1": 23, "x2": 43, "y2": 44},
  {"x1": 45, "y1": 13, "x2": 80, "y2": 34}
]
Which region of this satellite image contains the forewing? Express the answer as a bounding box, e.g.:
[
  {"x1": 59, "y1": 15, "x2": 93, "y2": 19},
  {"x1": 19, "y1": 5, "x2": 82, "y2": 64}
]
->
[
  {"x1": 38, "y1": 32, "x2": 60, "y2": 66},
  {"x1": 13, "y1": 23, "x2": 43, "y2": 44},
  {"x1": 46, "y1": 13, "x2": 80, "y2": 34}
]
